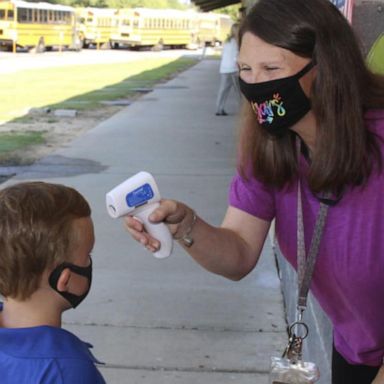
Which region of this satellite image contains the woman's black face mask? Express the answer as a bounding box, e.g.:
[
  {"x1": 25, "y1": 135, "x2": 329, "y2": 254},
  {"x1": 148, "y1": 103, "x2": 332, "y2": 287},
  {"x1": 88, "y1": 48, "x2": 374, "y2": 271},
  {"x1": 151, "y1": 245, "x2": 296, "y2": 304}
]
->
[
  {"x1": 49, "y1": 258, "x2": 92, "y2": 308},
  {"x1": 239, "y1": 61, "x2": 314, "y2": 137}
]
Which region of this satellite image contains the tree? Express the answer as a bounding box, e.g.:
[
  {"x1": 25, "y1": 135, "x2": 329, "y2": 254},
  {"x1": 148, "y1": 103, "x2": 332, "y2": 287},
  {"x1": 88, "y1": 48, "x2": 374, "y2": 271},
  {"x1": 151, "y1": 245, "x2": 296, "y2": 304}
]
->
[{"x1": 214, "y1": 4, "x2": 240, "y2": 21}]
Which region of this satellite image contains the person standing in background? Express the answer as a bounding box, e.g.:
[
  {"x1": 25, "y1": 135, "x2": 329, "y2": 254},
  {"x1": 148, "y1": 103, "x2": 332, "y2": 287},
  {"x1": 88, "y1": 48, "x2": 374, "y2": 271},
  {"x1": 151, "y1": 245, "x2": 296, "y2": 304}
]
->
[{"x1": 215, "y1": 23, "x2": 240, "y2": 116}]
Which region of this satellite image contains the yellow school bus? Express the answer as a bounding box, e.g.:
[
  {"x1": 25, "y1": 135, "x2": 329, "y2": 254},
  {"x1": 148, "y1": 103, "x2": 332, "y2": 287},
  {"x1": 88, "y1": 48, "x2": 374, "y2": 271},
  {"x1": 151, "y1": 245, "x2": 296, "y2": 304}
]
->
[
  {"x1": 109, "y1": 8, "x2": 232, "y2": 50},
  {"x1": 216, "y1": 14, "x2": 232, "y2": 44},
  {"x1": 196, "y1": 12, "x2": 232, "y2": 46},
  {"x1": 110, "y1": 8, "x2": 199, "y2": 49},
  {"x1": 76, "y1": 7, "x2": 118, "y2": 48},
  {"x1": 196, "y1": 12, "x2": 217, "y2": 46},
  {"x1": 0, "y1": 0, "x2": 78, "y2": 51}
]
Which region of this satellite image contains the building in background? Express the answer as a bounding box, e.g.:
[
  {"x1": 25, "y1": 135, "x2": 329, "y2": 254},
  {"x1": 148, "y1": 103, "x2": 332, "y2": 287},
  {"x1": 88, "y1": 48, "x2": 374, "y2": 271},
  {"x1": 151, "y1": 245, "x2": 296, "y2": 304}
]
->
[{"x1": 330, "y1": 0, "x2": 354, "y2": 21}]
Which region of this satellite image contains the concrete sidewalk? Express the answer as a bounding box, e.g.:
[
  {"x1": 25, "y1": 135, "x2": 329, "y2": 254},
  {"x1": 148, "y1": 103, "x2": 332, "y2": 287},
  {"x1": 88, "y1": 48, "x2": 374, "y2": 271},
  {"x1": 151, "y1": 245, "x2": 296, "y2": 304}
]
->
[{"x1": 9, "y1": 58, "x2": 287, "y2": 383}]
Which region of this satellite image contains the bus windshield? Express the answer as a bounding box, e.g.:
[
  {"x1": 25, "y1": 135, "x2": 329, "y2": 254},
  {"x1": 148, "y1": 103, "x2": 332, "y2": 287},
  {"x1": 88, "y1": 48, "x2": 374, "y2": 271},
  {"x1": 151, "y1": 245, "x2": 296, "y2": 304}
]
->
[{"x1": 0, "y1": 9, "x2": 14, "y2": 20}]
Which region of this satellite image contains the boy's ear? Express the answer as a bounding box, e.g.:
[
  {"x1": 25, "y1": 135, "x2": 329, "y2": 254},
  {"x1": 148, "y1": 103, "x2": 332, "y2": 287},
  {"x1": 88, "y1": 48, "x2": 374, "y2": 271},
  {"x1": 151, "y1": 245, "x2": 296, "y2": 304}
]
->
[{"x1": 56, "y1": 268, "x2": 71, "y2": 293}]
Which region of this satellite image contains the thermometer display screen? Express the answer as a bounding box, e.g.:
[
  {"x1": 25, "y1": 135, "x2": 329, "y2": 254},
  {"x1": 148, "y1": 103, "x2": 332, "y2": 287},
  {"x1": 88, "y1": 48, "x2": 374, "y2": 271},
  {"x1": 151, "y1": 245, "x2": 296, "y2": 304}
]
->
[{"x1": 126, "y1": 183, "x2": 154, "y2": 207}]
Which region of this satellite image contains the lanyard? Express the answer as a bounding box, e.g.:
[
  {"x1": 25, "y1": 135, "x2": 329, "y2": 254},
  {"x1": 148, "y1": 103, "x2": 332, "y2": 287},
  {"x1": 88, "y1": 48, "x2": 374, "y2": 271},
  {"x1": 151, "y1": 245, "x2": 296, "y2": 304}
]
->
[
  {"x1": 282, "y1": 179, "x2": 329, "y2": 362},
  {"x1": 296, "y1": 179, "x2": 329, "y2": 319},
  {"x1": 283, "y1": 139, "x2": 331, "y2": 362}
]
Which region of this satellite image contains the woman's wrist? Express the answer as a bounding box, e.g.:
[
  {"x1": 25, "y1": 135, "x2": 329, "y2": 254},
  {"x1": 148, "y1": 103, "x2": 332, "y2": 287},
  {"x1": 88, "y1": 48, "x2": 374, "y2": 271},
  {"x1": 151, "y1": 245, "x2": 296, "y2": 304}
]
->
[{"x1": 173, "y1": 209, "x2": 197, "y2": 247}]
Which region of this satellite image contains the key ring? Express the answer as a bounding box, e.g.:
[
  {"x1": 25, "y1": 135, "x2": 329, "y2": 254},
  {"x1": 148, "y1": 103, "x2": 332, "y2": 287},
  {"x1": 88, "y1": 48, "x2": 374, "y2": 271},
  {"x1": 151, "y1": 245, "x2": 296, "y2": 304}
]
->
[{"x1": 288, "y1": 321, "x2": 309, "y2": 340}]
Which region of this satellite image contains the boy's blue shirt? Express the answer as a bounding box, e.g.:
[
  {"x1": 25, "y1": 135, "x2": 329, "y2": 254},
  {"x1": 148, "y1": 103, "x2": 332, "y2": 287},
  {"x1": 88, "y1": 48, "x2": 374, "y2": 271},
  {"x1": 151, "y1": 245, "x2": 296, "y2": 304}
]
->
[{"x1": 0, "y1": 304, "x2": 106, "y2": 384}]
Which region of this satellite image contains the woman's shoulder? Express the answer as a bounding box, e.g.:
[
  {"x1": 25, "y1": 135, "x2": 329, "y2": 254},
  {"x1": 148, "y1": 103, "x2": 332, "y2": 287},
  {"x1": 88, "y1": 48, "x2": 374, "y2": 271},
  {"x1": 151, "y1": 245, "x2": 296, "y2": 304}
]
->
[{"x1": 365, "y1": 109, "x2": 384, "y2": 133}]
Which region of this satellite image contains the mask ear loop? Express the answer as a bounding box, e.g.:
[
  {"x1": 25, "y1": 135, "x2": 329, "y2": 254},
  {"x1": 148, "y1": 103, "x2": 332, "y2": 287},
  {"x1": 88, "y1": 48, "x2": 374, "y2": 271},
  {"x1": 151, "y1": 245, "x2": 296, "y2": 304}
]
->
[
  {"x1": 294, "y1": 60, "x2": 316, "y2": 79},
  {"x1": 48, "y1": 258, "x2": 93, "y2": 308}
]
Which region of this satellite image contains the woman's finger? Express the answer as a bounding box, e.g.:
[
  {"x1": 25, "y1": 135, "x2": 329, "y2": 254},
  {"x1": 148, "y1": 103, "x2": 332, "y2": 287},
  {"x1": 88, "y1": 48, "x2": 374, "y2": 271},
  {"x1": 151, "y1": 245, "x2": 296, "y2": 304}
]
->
[
  {"x1": 149, "y1": 200, "x2": 186, "y2": 224},
  {"x1": 123, "y1": 216, "x2": 160, "y2": 250},
  {"x1": 124, "y1": 216, "x2": 144, "y2": 232}
]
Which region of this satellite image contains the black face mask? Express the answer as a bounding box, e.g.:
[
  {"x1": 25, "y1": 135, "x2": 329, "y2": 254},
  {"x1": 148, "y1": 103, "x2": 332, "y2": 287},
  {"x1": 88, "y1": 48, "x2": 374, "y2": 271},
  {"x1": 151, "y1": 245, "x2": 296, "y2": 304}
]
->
[
  {"x1": 239, "y1": 61, "x2": 314, "y2": 137},
  {"x1": 49, "y1": 258, "x2": 92, "y2": 308}
]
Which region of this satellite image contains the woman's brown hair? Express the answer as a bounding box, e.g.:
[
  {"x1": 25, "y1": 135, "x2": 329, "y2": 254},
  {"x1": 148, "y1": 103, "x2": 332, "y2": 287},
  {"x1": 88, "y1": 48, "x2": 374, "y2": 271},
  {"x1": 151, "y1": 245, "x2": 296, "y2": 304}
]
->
[
  {"x1": 0, "y1": 182, "x2": 91, "y2": 300},
  {"x1": 238, "y1": 0, "x2": 384, "y2": 194}
]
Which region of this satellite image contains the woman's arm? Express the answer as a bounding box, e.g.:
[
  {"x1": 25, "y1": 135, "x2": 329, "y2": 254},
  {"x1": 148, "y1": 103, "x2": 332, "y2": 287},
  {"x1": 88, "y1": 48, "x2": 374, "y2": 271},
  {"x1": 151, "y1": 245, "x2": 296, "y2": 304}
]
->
[
  {"x1": 124, "y1": 200, "x2": 271, "y2": 281},
  {"x1": 372, "y1": 366, "x2": 384, "y2": 384}
]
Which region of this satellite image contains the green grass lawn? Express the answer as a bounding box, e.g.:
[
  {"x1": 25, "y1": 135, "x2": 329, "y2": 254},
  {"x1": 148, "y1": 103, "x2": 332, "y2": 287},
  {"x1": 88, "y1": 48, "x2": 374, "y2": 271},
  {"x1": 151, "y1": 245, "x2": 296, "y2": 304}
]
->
[
  {"x1": 0, "y1": 131, "x2": 45, "y2": 162},
  {"x1": 0, "y1": 56, "x2": 197, "y2": 161},
  {"x1": 0, "y1": 131, "x2": 44, "y2": 151},
  {"x1": 0, "y1": 56, "x2": 197, "y2": 122}
]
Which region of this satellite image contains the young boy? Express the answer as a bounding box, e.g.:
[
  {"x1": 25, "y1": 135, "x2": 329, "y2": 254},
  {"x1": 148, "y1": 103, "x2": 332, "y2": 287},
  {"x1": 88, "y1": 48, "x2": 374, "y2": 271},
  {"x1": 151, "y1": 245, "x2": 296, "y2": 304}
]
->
[{"x1": 0, "y1": 181, "x2": 105, "y2": 383}]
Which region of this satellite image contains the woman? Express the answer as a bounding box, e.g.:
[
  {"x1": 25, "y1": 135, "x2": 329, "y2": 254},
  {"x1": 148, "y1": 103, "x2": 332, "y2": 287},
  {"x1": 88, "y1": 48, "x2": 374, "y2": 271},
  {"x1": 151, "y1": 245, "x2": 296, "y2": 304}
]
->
[
  {"x1": 215, "y1": 23, "x2": 240, "y2": 116},
  {"x1": 124, "y1": 0, "x2": 384, "y2": 382}
]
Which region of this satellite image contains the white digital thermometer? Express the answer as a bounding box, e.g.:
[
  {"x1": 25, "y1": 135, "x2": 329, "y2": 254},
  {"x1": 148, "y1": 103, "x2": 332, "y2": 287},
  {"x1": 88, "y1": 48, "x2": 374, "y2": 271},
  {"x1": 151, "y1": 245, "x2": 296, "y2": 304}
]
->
[{"x1": 106, "y1": 171, "x2": 173, "y2": 259}]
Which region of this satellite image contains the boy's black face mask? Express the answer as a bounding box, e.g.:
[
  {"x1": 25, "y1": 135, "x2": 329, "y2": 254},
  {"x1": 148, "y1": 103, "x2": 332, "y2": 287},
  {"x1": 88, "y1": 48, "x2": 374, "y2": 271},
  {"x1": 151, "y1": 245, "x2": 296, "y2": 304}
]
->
[
  {"x1": 239, "y1": 61, "x2": 314, "y2": 137},
  {"x1": 49, "y1": 258, "x2": 92, "y2": 308}
]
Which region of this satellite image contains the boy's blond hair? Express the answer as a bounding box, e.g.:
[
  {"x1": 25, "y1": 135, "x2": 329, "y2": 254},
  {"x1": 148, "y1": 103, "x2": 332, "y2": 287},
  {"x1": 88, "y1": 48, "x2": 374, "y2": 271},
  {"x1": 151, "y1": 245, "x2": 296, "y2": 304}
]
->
[{"x1": 0, "y1": 182, "x2": 91, "y2": 300}]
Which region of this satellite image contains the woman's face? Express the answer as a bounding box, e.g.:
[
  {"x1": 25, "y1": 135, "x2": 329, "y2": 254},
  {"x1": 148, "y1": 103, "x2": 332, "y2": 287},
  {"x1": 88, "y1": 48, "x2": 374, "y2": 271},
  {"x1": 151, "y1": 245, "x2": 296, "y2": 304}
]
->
[{"x1": 238, "y1": 32, "x2": 314, "y2": 95}]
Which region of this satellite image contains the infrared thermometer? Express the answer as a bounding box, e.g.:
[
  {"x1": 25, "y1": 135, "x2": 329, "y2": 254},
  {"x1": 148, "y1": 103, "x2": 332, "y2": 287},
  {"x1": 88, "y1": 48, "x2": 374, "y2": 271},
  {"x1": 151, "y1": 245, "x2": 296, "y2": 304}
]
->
[{"x1": 106, "y1": 171, "x2": 173, "y2": 259}]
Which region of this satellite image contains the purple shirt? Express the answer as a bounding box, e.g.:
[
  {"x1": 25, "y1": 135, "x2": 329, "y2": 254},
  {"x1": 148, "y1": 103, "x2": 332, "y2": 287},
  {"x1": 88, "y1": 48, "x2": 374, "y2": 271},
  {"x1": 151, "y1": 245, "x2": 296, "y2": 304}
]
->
[{"x1": 229, "y1": 109, "x2": 384, "y2": 366}]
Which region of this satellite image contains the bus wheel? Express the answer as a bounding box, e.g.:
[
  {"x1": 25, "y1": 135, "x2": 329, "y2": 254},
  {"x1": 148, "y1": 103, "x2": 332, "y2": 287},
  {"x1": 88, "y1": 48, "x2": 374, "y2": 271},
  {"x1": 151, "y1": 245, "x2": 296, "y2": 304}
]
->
[
  {"x1": 101, "y1": 41, "x2": 111, "y2": 50},
  {"x1": 152, "y1": 39, "x2": 163, "y2": 51},
  {"x1": 36, "y1": 37, "x2": 45, "y2": 53}
]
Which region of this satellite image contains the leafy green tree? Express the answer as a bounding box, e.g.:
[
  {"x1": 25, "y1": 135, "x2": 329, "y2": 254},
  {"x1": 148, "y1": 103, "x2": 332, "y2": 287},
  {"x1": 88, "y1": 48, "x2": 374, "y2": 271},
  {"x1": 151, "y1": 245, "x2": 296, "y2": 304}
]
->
[{"x1": 214, "y1": 4, "x2": 241, "y2": 21}]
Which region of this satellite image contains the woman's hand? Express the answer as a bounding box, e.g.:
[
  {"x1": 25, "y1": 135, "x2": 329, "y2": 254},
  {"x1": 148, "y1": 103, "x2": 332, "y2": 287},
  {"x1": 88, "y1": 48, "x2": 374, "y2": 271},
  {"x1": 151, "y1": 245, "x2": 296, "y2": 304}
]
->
[
  {"x1": 372, "y1": 366, "x2": 384, "y2": 384},
  {"x1": 124, "y1": 202, "x2": 270, "y2": 280},
  {"x1": 123, "y1": 199, "x2": 194, "y2": 253}
]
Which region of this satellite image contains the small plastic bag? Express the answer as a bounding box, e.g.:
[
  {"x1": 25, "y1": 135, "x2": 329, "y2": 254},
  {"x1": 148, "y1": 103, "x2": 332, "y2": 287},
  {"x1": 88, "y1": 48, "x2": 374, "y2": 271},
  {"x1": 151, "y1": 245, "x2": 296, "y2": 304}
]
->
[{"x1": 269, "y1": 356, "x2": 320, "y2": 384}]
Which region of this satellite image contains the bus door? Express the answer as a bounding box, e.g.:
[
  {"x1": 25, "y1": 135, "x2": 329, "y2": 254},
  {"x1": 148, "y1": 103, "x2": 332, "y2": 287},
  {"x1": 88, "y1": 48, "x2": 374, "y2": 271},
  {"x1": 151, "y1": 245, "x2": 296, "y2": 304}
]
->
[
  {"x1": 126, "y1": 10, "x2": 142, "y2": 46},
  {"x1": 110, "y1": 9, "x2": 133, "y2": 48},
  {"x1": 0, "y1": 1, "x2": 16, "y2": 50}
]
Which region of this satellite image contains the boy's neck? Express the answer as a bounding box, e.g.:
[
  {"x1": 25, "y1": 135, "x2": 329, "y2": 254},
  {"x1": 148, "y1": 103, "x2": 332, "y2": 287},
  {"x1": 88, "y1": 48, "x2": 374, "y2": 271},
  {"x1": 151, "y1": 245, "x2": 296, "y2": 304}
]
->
[{"x1": 0, "y1": 290, "x2": 63, "y2": 328}]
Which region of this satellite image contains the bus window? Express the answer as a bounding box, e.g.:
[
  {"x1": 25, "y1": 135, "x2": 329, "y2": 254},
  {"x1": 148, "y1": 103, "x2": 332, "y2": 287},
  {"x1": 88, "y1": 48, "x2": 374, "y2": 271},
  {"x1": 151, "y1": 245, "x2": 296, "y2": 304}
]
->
[
  {"x1": 64, "y1": 11, "x2": 71, "y2": 24},
  {"x1": 8, "y1": 10, "x2": 14, "y2": 20},
  {"x1": 17, "y1": 8, "x2": 29, "y2": 23},
  {"x1": 0, "y1": 10, "x2": 5, "y2": 20}
]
